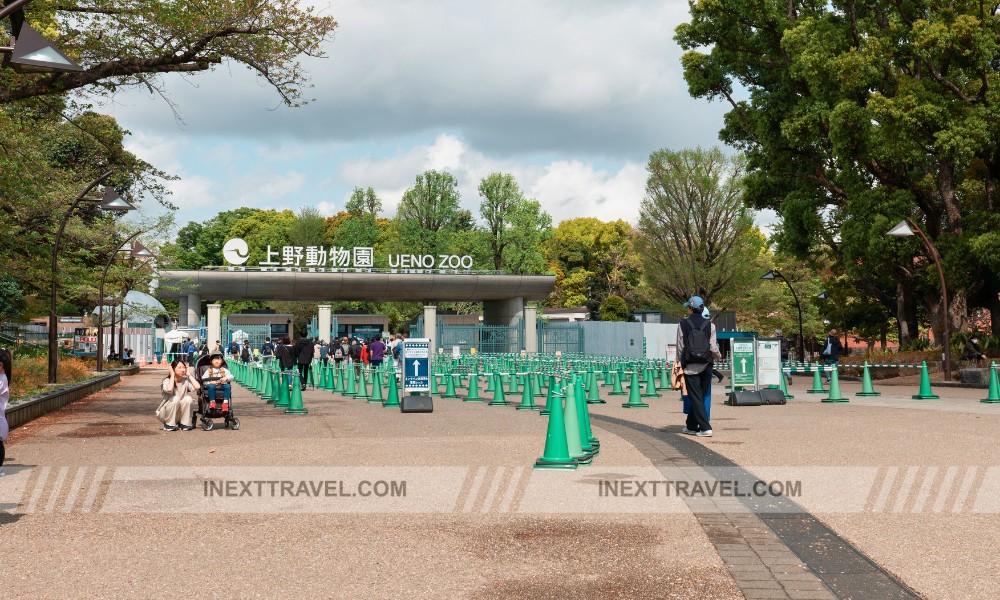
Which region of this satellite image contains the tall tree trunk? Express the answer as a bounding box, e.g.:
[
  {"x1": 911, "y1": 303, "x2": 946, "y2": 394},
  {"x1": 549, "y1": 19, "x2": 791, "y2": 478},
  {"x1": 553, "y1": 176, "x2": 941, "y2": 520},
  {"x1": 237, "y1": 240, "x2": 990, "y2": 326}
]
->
[
  {"x1": 897, "y1": 281, "x2": 918, "y2": 346},
  {"x1": 926, "y1": 289, "x2": 969, "y2": 347}
]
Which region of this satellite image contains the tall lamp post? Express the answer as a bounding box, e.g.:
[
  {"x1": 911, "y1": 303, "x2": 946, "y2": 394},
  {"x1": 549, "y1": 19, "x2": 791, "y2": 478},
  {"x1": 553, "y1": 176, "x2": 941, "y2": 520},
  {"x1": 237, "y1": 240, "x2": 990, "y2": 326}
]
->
[
  {"x1": 762, "y1": 269, "x2": 805, "y2": 362},
  {"x1": 97, "y1": 235, "x2": 154, "y2": 372},
  {"x1": 49, "y1": 173, "x2": 135, "y2": 383},
  {"x1": 887, "y1": 218, "x2": 952, "y2": 380}
]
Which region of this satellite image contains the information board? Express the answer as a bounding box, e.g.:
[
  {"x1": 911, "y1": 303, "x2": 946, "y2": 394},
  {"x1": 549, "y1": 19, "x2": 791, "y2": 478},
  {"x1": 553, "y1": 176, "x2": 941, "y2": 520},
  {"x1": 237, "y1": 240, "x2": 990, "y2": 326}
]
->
[
  {"x1": 755, "y1": 339, "x2": 782, "y2": 387},
  {"x1": 666, "y1": 344, "x2": 677, "y2": 364},
  {"x1": 403, "y1": 338, "x2": 430, "y2": 394},
  {"x1": 730, "y1": 338, "x2": 757, "y2": 388}
]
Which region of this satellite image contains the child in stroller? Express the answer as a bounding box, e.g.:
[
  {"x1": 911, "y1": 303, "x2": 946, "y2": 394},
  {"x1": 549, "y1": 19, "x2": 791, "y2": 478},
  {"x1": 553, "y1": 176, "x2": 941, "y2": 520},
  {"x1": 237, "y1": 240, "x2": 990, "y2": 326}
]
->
[{"x1": 194, "y1": 351, "x2": 240, "y2": 431}]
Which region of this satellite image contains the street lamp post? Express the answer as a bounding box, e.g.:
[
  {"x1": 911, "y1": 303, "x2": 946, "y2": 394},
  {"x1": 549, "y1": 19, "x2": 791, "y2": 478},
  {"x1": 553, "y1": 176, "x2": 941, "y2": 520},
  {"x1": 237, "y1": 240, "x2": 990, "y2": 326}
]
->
[
  {"x1": 887, "y1": 218, "x2": 953, "y2": 380},
  {"x1": 49, "y1": 172, "x2": 134, "y2": 383},
  {"x1": 762, "y1": 269, "x2": 805, "y2": 362},
  {"x1": 97, "y1": 235, "x2": 153, "y2": 372},
  {"x1": 0, "y1": 0, "x2": 84, "y2": 74}
]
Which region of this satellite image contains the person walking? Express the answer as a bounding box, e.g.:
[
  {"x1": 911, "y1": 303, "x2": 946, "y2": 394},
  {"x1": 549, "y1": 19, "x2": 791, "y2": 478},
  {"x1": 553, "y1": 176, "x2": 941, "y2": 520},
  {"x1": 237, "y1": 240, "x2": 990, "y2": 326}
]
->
[
  {"x1": 676, "y1": 296, "x2": 721, "y2": 437},
  {"x1": 260, "y1": 338, "x2": 275, "y2": 366},
  {"x1": 348, "y1": 338, "x2": 362, "y2": 377},
  {"x1": 820, "y1": 329, "x2": 844, "y2": 383},
  {"x1": 275, "y1": 336, "x2": 296, "y2": 390},
  {"x1": 293, "y1": 336, "x2": 316, "y2": 391},
  {"x1": 0, "y1": 348, "x2": 12, "y2": 476}
]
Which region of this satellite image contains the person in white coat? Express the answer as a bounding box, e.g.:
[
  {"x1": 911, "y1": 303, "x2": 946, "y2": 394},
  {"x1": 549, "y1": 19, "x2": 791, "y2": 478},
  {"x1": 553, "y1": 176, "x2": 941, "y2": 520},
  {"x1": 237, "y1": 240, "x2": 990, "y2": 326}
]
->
[{"x1": 0, "y1": 348, "x2": 12, "y2": 476}]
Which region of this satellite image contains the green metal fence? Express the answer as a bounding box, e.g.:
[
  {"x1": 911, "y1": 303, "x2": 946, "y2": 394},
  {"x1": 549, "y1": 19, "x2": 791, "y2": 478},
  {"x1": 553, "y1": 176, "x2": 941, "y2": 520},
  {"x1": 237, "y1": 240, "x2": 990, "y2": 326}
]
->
[{"x1": 538, "y1": 322, "x2": 585, "y2": 354}]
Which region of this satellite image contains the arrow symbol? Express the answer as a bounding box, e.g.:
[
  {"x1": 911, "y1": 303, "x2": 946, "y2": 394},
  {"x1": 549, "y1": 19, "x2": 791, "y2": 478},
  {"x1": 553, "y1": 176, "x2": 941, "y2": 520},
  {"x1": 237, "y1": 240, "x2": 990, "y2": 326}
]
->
[
  {"x1": 413, "y1": 361, "x2": 420, "y2": 376},
  {"x1": 741, "y1": 358, "x2": 747, "y2": 373}
]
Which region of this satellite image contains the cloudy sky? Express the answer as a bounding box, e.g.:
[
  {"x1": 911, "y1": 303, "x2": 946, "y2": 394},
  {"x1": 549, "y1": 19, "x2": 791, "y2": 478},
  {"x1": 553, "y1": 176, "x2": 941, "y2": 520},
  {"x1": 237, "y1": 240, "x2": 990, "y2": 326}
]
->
[{"x1": 102, "y1": 0, "x2": 747, "y2": 233}]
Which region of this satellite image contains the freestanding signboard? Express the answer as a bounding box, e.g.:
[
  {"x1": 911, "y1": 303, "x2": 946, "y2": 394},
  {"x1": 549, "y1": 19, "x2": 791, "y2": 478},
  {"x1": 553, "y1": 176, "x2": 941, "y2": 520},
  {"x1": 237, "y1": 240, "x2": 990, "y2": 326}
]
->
[
  {"x1": 403, "y1": 338, "x2": 431, "y2": 395},
  {"x1": 730, "y1": 338, "x2": 757, "y2": 388},
  {"x1": 755, "y1": 339, "x2": 782, "y2": 387}
]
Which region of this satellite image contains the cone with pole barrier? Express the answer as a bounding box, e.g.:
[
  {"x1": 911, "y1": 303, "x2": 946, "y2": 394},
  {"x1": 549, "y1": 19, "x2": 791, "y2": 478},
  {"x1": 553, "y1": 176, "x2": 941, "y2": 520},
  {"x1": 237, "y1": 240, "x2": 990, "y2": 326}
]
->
[
  {"x1": 575, "y1": 377, "x2": 599, "y2": 455},
  {"x1": 855, "y1": 362, "x2": 881, "y2": 397},
  {"x1": 357, "y1": 368, "x2": 370, "y2": 400},
  {"x1": 383, "y1": 372, "x2": 401, "y2": 407},
  {"x1": 465, "y1": 371, "x2": 483, "y2": 402},
  {"x1": 779, "y1": 367, "x2": 794, "y2": 400},
  {"x1": 274, "y1": 370, "x2": 292, "y2": 408},
  {"x1": 489, "y1": 373, "x2": 512, "y2": 406},
  {"x1": 822, "y1": 366, "x2": 848, "y2": 403},
  {"x1": 563, "y1": 375, "x2": 592, "y2": 465},
  {"x1": 261, "y1": 364, "x2": 273, "y2": 401},
  {"x1": 607, "y1": 370, "x2": 626, "y2": 396},
  {"x1": 285, "y1": 378, "x2": 309, "y2": 414},
  {"x1": 541, "y1": 374, "x2": 557, "y2": 415},
  {"x1": 533, "y1": 383, "x2": 577, "y2": 470},
  {"x1": 621, "y1": 370, "x2": 649, "y2": 408},
  {"x1": 911, "y1": 361, "x2": 940, "y2": 399},
  {"x1": 517, "y1": 372, "x2": 540, "y2": 411},
  {"x1": 807, "y1": 366, "x2": 827, "y2": 394},
  {"x1": 586, "y1": 370, "x2": 605, "y2": 404},
  {"x1": 441, "y1": 372, "x2": 460, "y2": 398}
]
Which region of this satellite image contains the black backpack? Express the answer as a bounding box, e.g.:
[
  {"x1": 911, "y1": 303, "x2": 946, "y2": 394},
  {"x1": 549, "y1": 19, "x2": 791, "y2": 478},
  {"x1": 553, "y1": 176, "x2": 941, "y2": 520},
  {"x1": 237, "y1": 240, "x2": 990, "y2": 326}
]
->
[
  {"x1": 681, "y1": 317, "x2": 712, "y2": 365},
  {"x1": 392, "y1": 343, "x2": 402, "y2": 359},
  {"x1": 240, "y1": 345, "x2": 250, "y2": 360}
]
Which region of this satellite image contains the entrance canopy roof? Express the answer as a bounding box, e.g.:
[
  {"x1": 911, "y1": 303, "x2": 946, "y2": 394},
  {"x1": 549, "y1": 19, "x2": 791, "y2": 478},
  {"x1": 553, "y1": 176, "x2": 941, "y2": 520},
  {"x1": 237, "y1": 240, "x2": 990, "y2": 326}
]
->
[{"x1": 156, "y1": 270, "x2": 555, "y2": 302}]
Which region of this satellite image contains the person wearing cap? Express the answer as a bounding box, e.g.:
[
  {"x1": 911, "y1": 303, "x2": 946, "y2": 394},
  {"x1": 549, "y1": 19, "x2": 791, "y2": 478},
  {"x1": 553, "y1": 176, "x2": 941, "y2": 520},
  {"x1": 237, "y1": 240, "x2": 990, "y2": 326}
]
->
[
  {"x1": 200, "y1": 350, "x2": 234, "y2": 407},
  {"x1": 676, "y1": 296, "x2": 722, "y2": 437}
]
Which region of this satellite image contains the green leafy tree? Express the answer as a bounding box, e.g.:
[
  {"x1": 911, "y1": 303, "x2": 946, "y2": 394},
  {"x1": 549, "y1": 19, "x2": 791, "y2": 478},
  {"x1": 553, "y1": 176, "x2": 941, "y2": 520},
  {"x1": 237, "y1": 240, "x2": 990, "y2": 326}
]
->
[
  {"x1": 0, "y1": 275, "x2": 27, "y2": 322},
  {"x1": 160, "y1": 208, "x2": 260, "y2": 269},
  {"x1": 345, "y1": 187, "x2": 383, "y2": 216},
  {"x1": 675, "y1": 0, "x2": 1000, "y2": 344},
  {"x1": 478, "y1": 172, "x2": 552, "y2": 273},
  {"x1": 1, "y1": 1, "x2": 336, "y2": 107},
  {"x1": 637, "y1": 147, "x2": 765, "y2": 308},
  {"x1": 598, "y1": 295, "x2": 631, "y2": 322},
  {"x1": 397, "y1": 170, "x2": 462, "y2": 232},
  {"x1": 288, "y1": 207, "x2": 327, "y2": 247}
]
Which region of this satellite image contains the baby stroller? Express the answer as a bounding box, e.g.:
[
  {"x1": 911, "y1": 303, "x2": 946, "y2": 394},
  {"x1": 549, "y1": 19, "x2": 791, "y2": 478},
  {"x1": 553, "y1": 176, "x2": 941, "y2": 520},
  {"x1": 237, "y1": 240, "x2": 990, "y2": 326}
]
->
[{"x1": 193, "y1": 354, "x2": 241, "y2": 431}]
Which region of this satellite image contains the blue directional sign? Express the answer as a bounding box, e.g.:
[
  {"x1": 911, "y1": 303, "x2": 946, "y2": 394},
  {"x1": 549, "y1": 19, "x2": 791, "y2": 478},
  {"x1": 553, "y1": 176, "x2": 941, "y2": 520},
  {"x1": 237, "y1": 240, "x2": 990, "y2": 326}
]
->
[{"x1": 403, "y1": 339, "x2": 430, "y2": 393}]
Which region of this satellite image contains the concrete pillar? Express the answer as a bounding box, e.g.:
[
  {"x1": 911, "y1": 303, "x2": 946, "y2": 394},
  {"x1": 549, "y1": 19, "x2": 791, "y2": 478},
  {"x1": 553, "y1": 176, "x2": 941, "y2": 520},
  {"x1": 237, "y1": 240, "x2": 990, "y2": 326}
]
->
[
  {"x1": 523, "y1": 303, "x2": 538, "y2": 354},
  {"x1": 207, "y1": 304, "x2": 222, "y2": 349},
  {"x1": 186, "y1": 293, "x2": 201, "y2": 327},
  {"x1": 318, "y1": 304, "x2": 332, "y2": 343},
  {"x1": 178, "y1": 296, "x2": 189, "y2": 326},
  {"x1": 423, "y1": 305, "x2": 438, "y2": 354},
  {"x1": 483, "y1": 297, "x2": 524, "y2": 327}
]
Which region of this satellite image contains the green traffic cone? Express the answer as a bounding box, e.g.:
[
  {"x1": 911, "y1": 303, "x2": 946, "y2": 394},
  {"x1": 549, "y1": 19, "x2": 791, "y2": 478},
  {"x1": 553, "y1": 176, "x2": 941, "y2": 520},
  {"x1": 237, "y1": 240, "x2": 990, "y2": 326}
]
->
[
  {"x1": 856, "y1": 362, "x2": 881, "y2": 397},
  {"x1": 442, "y1": 372, "x2": 460, "y2": 398},
  {"x1": 563, "y1": 376, "x2": 592, "y2": 465},
  {"x1": 274, "y1": 370, "x2": 291, "y2": 408},
  {"x1": 541, "y1": 375, "x2": 557, "y2": 415},
  {"x1": 822, "y1": 366, "x2": 848, "y2": 403},
  {"x1": 981, "y1": 362, "x2": 1000, "y2": 403},
  {"x1": 344, "y1": 365, "x2": 357, "y2": 396},
  {"x1": 534, "y1": 387, "x2": 577, "y2": 470},
  {"x1": 641, "y1": 367, "x2": 659, "y2": 398},
  {"x1": 431, "y1": 372, "x2": 441, "y2": 396},
  {"x1": 260, "y1": 365, "x2": 273, "y2": 401},
  {"x1": 285, "y1": 378, "x2": 309, "y2": 414},
  {"x1": 779, "y1": 367, "x2": 794, "y2": 400},
  {"x1": 607, "y1": 371, "x2": 626, "y2": 396},
  {"x1": 383, "y1": 372, "x2": 401, "y2": 407},
  {"x1": 517, "y1": 372, "x2": 540, "y2": 411},
  {"x1": 807, "y1": 366, "x2": 827, "y2": 394},
  {"x1": 357, "y1": 368, "x2": 371, "y2": 400},
  {"x1": 586, "y1": 370, "x2": 605, "y2": 404},
  {"x1": 369, "y1": 371, "x2": 384, "y2": 403},
  {"x1": 485, "y1": 372, "x2": 496, "y2": 393},
  {"x1": 508, "y1": 373, "x2": 520, "y2": 396},
  {"x1": 309, "y1": 362, "x2": 319, "y2": 389},
  {"x1": 534, "y1": 373, "x2": 546, "y2": 397},
  {"x1": 465, "y1": 371, "x2": 483, "y2": 402},
  {"x1": 621, "y1": 370, "x2": 649, "y2": 408},
  {"x1": 489, "y1": 373, "x2": 512, "y2": 406},
  {"x1": 912, "y1": 361, "x2": 940, "y2": 400},
  {"x1": 575, "y1": 378, "x2": 598, "y2": 454}
]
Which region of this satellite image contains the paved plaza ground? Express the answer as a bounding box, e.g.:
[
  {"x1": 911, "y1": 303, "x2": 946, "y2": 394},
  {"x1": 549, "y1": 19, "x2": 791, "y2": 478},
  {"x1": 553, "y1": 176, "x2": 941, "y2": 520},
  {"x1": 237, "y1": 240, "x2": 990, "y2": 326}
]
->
[{"x1": 1, "y1": 365, "x2": 998, "y2": 599}]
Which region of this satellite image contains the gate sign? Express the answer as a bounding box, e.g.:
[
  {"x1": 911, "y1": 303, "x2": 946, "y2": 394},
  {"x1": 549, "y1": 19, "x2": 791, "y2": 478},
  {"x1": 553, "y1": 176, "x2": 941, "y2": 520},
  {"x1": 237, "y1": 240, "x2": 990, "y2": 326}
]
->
[
  {"x1": 730, "y1": 338, "x2": 757, "y2": 388},
  {"x1": 755, "y1": 339, "x2": 782, "y2": 387},
  {"x1": 403, "y1": 338, "x2": 430, "y2": 394}
]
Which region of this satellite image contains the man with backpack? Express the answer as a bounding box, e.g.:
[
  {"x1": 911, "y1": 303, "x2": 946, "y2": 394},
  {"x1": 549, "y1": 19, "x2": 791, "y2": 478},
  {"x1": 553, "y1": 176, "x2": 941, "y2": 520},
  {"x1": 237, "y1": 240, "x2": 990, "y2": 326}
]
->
[
  {"x1": 260, "y1": 338, "x2": 275, "y2": 366},
  {"x1": 820, "y1": 329, "x2": 844, "y2": 383},
  {"x1": 348, "y1": 338, "x2": 362, "y2": 377},
  {"x1": 240, "y1": 340, "x2": 252, "y2": 363},
  {"x1": 293, "y1": 336, "x2": 316, "y2": 391},
  {"x1": 228, "y1": 339, "x2": 241, "y2": 362},
  {"x1": 676, "y1": 296, "x2": 721, "y2": 437},
  {"x1": 332, "y1": 338, "x2": 346, "y2": 367}
]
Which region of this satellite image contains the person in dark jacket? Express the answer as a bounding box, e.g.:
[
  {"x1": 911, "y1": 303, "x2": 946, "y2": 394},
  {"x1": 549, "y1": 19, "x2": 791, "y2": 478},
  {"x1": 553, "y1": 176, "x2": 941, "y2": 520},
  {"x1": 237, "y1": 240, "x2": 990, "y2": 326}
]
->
[
  {"x1": 274, "y1": 337, "x2": 296, "y2": 389},
  {"x1": 293, "y1": 337, "x2": 316, "y2": 391},
  {"x1": 962, "y1": 336, "x2": 987, "y2": 362},
  {"x1": 348, "y1": 338, "x2": 362, "y2": 376},
  {"x1": 821, "y1": 329, "x2": 844, "y2": 383}
]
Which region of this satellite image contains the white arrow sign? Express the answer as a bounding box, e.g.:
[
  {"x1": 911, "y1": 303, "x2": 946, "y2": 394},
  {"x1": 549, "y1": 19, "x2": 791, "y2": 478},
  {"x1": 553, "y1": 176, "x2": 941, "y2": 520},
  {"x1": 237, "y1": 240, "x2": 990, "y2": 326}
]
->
[
  {"x1": 413, "y1": 361, "x2": 420, "y2": 376},
  {"x1": 741, "y1": 357, "x2": 747, "y2": 373}
]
